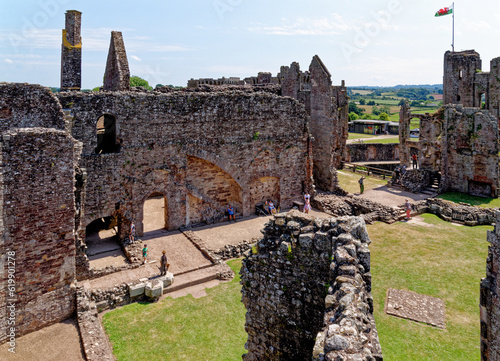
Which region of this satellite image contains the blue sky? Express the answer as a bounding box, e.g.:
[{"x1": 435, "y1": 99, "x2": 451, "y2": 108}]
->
[{"x1": 1, "y1": 0, "x2": 500, "y2": 89}]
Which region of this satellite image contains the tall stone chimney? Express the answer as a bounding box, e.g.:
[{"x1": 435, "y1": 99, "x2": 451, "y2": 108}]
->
[{"x1": 60, "y1": 10, "x2": 82, "y2": 91}]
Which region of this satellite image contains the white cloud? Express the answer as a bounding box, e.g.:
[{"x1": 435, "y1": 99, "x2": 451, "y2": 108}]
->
[
  {"x1": 249, "y1": 14, "x2": 350, "y2": 36},
  {"x1": 205, "y1": 65, "x2": 265, "y2": 77},
  {"x1": 5, "y1": 59, "x2": 13, "y2": 64},
  {"x1": 130, "y1": 55, "x2": 142, "y2": 62}
]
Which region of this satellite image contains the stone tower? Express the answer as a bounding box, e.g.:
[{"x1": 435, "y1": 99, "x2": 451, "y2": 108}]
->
[
  {"x1": 60, "y1": 10, "x2": 82, "y2": 91},
  {"x1": 443, "y1": 50, "x2": 481, "y2": 106},
  {"x1": 103, "y1": 31, "x2": 130, "y2": 91}
]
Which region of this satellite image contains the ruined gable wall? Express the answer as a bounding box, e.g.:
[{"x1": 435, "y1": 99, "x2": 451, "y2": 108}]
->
[
  {"x1": 481, "y1": 212, "x2": 500, "y2": 361},
  {"x1": 0, "y1": 128, "x2": 79, "y2": 343},
  {"x1": 240, "y1": 212, "x2": 381, "y2": 361},
  {"x1": 443, "y1": 106, "x2": 499, "y2": 197},
  {"x1": 0, "y1": 83, "x2": 67, "y2": 132},
  {"x1": 58, "y1": 91, "x2": 309, "y2": 232},
  {"x1": 488, "y1": 58, "x2": 500, "y2": 118}
]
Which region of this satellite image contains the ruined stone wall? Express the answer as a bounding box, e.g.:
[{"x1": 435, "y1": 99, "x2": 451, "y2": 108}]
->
[
  {"x1": 481, "y1": 212, "x2": 500, "y2": 361},
  {"x1": 346, "y1": 143, "x2": 400, "y2": 162},
  {"x1": 58, "y1": 91, "x2": 309, "y2": 233},
  {"x1": 0, "y1": 83, "x2": 67, "y2": 132},
  {"x1": 442, "y1": 106, "x2": 498, "y2": 197},
  {"x1": 240, "y1": 211, "x2": 381, "y2": 360},
  {"x1": 0, "y1": 128, "x2": 79, "y2": 343}
]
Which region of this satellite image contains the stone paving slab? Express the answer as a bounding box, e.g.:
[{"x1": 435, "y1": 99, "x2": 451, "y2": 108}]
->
[{"x1": 385, "y1": 288, "x2": 446, "y2": 329}]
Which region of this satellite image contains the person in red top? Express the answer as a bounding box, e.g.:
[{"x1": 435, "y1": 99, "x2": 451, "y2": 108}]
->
[{"x1": 412, "y1": 153, "x2": 418, "y2": 169}]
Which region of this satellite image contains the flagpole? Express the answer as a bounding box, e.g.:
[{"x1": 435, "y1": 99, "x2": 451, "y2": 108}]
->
[{"x1": 452, "y1": 2, "x2": 455, "y2": 52}]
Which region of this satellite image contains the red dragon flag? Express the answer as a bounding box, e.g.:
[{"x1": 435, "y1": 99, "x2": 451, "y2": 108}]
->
[{"x1": 435, "y1": 5, "x2": 453, "y2": 17}]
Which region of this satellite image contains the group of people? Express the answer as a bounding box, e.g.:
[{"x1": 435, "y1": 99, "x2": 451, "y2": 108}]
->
[{"x1": 130, "y1": 223, "x2": 170, "y2": 276}]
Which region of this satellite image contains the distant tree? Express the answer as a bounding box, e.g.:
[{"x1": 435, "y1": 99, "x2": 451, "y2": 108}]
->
[
  {"x1": 398, "y1": 99, "x2": 407, "y2": 106},
  {"x1": 379, "y1": 112, "x2": 390, "y2": 121},
  {"x1": 155, "y1": 84, "x2": 164, "y2": 88},
  {"x1": 349, "y1": 102, "x2": 365, "y2": 116},
  {"x1": 349, "y1": 112, "x2": 359, "y2": 120},
  {"x1": 428, "y1": 95, "x2": 435, "y2": 100},
  {"x1": 372, "y1": 106, "x2": 380, "y2": 116},
  {"x1": 367, "y1": 100, "x2": 376, "y2": 106},
  {"x1": 359, "y1": 98, "x2": 366, "y2": 105},
  {"x1": 361, "y1": 114, "x2": 372, "y2": 120},
  {"x1": 92, "y1": 86, "x2": 101, "y2": 92},
  {"x1": 130, "y1": 75, "x2": 153, "y2": 90},
  {"x1": 410, "y1": 100, "x2": 421, "y2": 106},
  {"x1": 380, "y1": 105, "x2": 391, "y2": 114}
]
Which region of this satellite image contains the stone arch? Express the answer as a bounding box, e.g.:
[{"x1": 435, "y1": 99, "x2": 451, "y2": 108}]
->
[{"x1": 186, "y1": 155, "x2": 242, "y2": 225}]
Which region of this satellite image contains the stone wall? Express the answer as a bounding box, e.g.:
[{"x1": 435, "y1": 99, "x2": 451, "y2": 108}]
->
[
  {"x1": 346, "y1": 143, "x2": 400, "y2": 163},
  {"x1": 240, "y1": 211, "x2": 381, "y2": 360},
  {"x1": 442, "y1": 106, "x2": 499, "y2": 197},
  {"x1": 0, "y1": 128, "x2": 79, "y2": 342},
  {"x1": 0, "y1": 83, "x2": 67, "y2": 132},
  {"x1": 399, "y1": 102, "x2": 498, "y2": 198},
  {"x1": 481, "y1": 212, "x2": 500, "y2": 361},
  {"x1": 58, "y1": 90, "x2": 309, "y2": 236}
]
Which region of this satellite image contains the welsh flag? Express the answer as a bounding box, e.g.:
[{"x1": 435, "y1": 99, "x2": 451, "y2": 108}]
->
[{"x1": 435, "y1": 6, "x2": 453, "y2": 17}]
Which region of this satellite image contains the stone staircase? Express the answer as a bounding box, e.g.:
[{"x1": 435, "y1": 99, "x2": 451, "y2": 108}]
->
[{"x1": 421, "y1": 177, "x2": 439, "y2": 196}]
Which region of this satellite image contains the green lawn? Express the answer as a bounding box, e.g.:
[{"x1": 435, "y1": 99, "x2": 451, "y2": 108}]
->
[
  {"x1": 438, "y1": 192, "x2": 500, "y2": 208},
  {"x1": 362, "y1": 137, "x2": 399, "y2": 144},
  {"x1": 368, "y1": 214, "x2": 490, "y2": 361},
  {"x1": 337, "y1": 170, "x2": 389, "y2": 194},
  {"x1": 348, "y1": 132, "x2": 377, "y2": 140},
  {"x1": 103, "y1": 259, "x2": 247, "y2": 361}
]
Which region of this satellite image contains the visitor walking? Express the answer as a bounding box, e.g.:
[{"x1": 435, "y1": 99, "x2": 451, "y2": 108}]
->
[
  {"x1": 142, "y1": 244, "x2": 148, "y2": 264},
  {"x1": 404, "y1": 199, "x2": 412, "y2": 221},
  {"x1": 160, "y1": 250, "x2": 169, "y2": 275},
  {"x1": 358, "y1": 176, "x2": 365, "y2": 194},
  {"x1": 412, "y1": 154, "x2": 418, "y2": 169}
]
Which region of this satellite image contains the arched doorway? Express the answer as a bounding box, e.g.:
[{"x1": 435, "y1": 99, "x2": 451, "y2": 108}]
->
[{"x1": 143, "y1": 192, "x2": 168, "y2": 234}]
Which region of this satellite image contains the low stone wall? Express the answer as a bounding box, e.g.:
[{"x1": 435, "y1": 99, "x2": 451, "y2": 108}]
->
[
  {"x1": 240, "y1": 211, "x2": 381, "y2": 360},
  {"x1": 212, "y1": 239, "x2": 256, "y2": 260},
  {"x1": 415, "y1": 198, "x2": 497, "y2": 226},
  {"x1": 312, "y1": 194, "x2": 402, "y2": 224},
  {"x1": 76, "y1": 287, "x2": 114, "y2": 361},
  {"x1": 397, "y1": 169, "x2": 433, "y2": 193},
  {"x1": 346, "y1": 143, "x2": 399, "y2": 163}
]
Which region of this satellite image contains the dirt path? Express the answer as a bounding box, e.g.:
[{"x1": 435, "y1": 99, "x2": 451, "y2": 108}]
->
[
  {"x1": 357, "y1": 185, "x2": 432, "y2": 208},
  {"x1": 0, "y1": 319, "x2": 85, "y2": 361}
]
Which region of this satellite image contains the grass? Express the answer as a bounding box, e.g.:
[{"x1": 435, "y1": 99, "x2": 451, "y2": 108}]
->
[
  {"x1": 337, "y1": 169, "x2": 388, "y2": 194},
  {"x1": 362, "y1": 137, "x2": 399, "y2": 144},
  {"x1": 348, "y1": 132, "x2": 377, "y2": 140},
  {"x1": 368, "y1": 214, "x2": 491, "y2": 361},
  {"x1": 438, "y1": 192, "x2": 500, "y2": 208},
  {"x1": 102, "y1": 259, "x2": 247, "y2": 361}
]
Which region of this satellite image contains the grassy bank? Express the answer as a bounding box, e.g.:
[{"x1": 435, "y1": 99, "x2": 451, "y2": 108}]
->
[{"x1": 103, "y1": 259, "x2": 247, "y2": 361}]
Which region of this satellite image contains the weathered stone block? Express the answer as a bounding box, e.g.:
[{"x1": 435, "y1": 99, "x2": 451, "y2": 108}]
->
[
  {"x1": 145, "y1": 282, "x2": 163, "y2": 299},
  {"x1": 129, "y1": 282, "x2": 146, "y2": 298}
]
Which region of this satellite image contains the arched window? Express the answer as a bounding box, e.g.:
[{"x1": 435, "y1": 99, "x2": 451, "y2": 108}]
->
[{"x1": 95, "y1": 114, "x2": 119, "y2": 154}]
